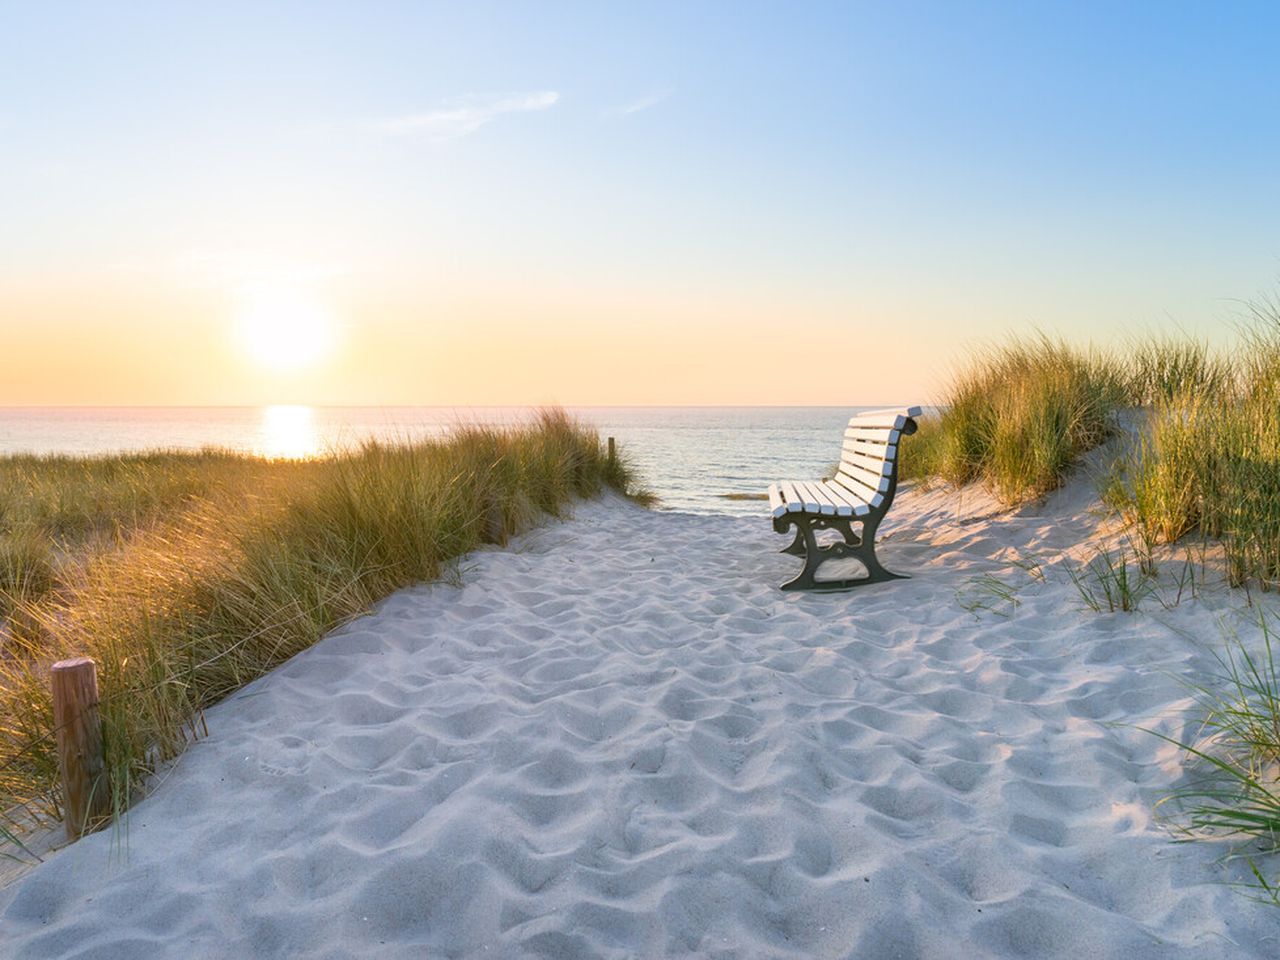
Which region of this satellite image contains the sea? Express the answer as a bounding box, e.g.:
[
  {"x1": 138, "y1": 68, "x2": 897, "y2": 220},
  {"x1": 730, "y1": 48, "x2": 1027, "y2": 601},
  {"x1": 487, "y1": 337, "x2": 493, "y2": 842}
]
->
[{"x1": 0, "y1": 406, "x2": 890, "y2": 516}]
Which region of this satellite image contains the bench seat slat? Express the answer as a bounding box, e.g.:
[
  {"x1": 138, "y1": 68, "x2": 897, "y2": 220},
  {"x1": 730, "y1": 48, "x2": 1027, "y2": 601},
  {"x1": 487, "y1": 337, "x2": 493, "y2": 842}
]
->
[
  {"x1": 812, "y1": 482, "x2": 856, "y2": 516},
  {"x1": 839, "y1": 463, "x2": 892, "y2": 494},
  {"x1": 847, "y1": 415, "x2": 909, "y2": 431},
  {"x1": 820, "y1": 480, "x2": 871, "y2": 516},
  {"x1": 810, "y1": 481, "x2": 835, "y2": 514},
  {"x1": 777, "y1": 480, "x2": 796, "y2": 512},
  {"x1": 842, "y1": 449, "x2": 895, "y2": 475},
  {"x1": 798, "y1": 480, "x2": 838, "y2": 515},
  {"x1": 854, "y1": 405, "x2": 923, "y2": 420},
  {"x1": 775, "y1": 478, "x2": 867, "y2": 517},
  {"x1": 832, "y1": 470, "x2": 886, "y2": 508},
  {"x1": 779, "y1": 480, "x2": 806, "y2": 513},
  {"x1": 845, "y1": 426, "x2": 901, "y2": 445},
  {"x1": 793, "y1": 480, "x2": 826, "y2": 514},
  {"x1": 767, "y1": 482, "x2": 786, "y2": 518},
  {"x1": 790, "y1": 480, "x2": 823, "y2": 514},
  {"x1": 842, "y1": 438, "x2": 898, "y2": 460}
]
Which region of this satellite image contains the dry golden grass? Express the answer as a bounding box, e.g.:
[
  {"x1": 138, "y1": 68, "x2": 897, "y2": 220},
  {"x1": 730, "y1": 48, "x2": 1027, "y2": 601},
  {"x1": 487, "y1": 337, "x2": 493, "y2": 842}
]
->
[{"x1": 0, "y1": 410, "x2": 646, "y2": 846}]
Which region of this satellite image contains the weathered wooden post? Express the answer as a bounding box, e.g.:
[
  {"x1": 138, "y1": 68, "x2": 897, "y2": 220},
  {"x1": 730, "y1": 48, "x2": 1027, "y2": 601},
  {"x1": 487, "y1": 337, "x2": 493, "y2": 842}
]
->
[
  {"x1": 51, "y1": 657, "x2": 108, "y2": 839},
  {"x1": 607, "y1": 436, "x2": 616, "y2": 466}
]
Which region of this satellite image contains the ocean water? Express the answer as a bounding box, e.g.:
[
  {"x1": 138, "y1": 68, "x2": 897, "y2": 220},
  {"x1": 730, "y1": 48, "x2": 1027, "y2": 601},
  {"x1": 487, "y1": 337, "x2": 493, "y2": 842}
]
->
[{"x1": 0, "y1": 406, "x2": 881, "y2": 516}]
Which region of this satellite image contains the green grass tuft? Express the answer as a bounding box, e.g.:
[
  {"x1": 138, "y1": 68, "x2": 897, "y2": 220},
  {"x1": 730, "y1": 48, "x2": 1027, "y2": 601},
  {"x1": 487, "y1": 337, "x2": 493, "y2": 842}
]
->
[
  {"x1": 1126, "y1": 336, "x2": 1231, "y2": 406},
  {"x1": 901, "y1": 335, "x2": 1126, "y2": 502},
  {"x1": 1107, "y1": 299, "x2": 1280, "y2": 590},
  {"x1": 1065, "y1": 547, "x2": 1156, "y2": 613},
  {"x1": 1152, "y1": 616, "x2": 1280, "y2": 903}
]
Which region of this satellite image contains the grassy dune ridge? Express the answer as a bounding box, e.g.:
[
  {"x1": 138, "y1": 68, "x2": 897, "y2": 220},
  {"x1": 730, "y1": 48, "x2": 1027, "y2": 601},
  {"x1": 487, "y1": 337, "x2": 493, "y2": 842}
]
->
[
  {"x1": 0, "y1": 410, "x2": 645, "y2": 842},
  {"x1": 905, "y1": 300, "x2": 1280, "y2": 593}
]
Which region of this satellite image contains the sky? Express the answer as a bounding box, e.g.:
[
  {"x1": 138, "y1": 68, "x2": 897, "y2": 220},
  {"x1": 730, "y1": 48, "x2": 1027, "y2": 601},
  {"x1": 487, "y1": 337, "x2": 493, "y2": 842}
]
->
[{"x1": 2, "y1": 1, "x2": 1279, "y2": 406}]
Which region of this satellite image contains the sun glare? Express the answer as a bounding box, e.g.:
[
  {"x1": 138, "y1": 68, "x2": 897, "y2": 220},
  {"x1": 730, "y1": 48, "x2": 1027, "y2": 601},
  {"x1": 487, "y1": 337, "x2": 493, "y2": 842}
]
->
[
  {"x1": 258, "y1": 404, "x2": 321, "y2": 459},
  {"x1": 235, "y1": 289, "x2": 338, "y2": 372}
]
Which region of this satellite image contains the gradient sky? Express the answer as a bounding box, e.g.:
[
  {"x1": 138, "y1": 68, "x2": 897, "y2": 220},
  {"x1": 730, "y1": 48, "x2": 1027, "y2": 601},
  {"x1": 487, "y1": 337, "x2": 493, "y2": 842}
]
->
[{"x1": 3, "y1": 1, "x2": 1279, "y2": 405}]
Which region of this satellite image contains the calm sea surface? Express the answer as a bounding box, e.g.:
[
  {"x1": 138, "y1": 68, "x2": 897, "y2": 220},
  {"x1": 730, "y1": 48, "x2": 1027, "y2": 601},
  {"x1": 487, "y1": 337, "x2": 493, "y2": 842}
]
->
[{"x1": 0, "y1": 406, "x2": 885, "y2": 516}]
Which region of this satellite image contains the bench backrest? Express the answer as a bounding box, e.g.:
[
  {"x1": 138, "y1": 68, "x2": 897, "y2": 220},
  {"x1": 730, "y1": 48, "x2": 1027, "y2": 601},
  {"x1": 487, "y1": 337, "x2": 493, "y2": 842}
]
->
[{"x1": 834, "y1": 406, "x2": 922, "y2": 506}]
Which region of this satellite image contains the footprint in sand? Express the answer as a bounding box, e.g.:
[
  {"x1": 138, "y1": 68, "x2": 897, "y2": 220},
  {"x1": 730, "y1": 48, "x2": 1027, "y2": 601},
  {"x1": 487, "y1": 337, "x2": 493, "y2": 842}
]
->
[{"x1": 256, "y1": 735, "x2": 319, "y2": 777}]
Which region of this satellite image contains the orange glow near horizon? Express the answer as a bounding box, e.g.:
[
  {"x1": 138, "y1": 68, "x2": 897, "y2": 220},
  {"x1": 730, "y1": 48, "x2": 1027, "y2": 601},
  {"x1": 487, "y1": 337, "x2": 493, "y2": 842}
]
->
[
  {"x1": 0, "y1": 270, "x2": 953, "y2": 406},
  {"x1": 0, "y1": 266, "x2": 1247, "y2": 408}
]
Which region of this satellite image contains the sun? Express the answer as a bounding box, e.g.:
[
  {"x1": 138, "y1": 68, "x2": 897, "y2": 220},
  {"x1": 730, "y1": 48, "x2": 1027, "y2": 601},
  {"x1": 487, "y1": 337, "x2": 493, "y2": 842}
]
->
[{"x1": 234, "y1": 288, "x2": 338, "y2": 372}]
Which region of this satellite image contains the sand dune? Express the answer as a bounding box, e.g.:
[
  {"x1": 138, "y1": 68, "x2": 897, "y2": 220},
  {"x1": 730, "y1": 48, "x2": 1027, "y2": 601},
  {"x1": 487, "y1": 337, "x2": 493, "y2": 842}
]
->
[{"x1": 3, "y1": 485, "x2": 1279, "y2": 958}]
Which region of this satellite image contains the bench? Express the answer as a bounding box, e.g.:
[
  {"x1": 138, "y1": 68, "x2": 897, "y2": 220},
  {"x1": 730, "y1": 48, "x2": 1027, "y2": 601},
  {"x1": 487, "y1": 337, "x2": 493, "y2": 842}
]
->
[{"x1": 767, "y1": 406, "x2": 921, "y2": 591}]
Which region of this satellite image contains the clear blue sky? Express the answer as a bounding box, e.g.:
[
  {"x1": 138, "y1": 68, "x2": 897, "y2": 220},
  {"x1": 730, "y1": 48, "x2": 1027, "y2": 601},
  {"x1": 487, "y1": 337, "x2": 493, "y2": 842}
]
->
[{"x1": 2, "y1": 2, "x2": 1279, "y2": 404}]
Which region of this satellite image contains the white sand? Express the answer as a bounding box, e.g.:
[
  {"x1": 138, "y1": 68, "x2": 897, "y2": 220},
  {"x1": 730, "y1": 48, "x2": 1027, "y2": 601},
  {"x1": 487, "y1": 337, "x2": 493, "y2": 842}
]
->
[{"x1": 4, "y1": 483, "x2": 1280, "y2": 958}]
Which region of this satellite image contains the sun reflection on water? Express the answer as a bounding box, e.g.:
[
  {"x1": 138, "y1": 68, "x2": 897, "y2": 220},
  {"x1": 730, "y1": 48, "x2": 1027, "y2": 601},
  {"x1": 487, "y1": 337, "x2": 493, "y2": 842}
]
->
[{"x1": 258, "y1": 405, "x2": 320, "y2": 459}]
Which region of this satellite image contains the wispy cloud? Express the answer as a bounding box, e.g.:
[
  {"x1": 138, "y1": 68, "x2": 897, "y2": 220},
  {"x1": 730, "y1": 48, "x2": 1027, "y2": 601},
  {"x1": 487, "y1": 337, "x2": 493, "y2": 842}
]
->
[
  {"x1": 604, "y1": 88, "x2": 674, "y2": 118},
  {"x1": 369, "y1": 91, "x2": 559, "y2": 140}
]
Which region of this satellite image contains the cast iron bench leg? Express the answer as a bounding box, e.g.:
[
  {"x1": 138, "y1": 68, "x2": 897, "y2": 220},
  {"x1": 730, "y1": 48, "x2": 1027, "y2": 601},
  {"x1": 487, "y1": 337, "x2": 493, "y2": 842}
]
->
[
  {"x1": 778, "y1": 514, "x2": 908, "y2": 592},
  {"x1": 780, "y1": 528, "x2": 806, "y2": 556}
]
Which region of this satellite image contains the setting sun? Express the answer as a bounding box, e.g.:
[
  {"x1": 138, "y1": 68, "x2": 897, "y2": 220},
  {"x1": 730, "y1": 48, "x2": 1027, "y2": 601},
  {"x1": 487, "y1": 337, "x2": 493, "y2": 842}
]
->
[{"x1": 234, "y1": 289, "x2": 338, "y2": 372}]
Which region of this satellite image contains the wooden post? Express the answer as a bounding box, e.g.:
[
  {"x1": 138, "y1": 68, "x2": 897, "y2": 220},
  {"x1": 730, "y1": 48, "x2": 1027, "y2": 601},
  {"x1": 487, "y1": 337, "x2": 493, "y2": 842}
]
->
[
  {"x1": 607, "y1": 436, "x2": 616, "y2": 465},
  {"x1": 51, "y1": 657, "x2": 107, "y2": 839}
]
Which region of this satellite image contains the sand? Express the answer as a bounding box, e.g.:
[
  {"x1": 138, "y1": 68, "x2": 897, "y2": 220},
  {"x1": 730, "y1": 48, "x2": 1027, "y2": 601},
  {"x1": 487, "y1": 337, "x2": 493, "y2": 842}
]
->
[{"x1": 3, "y1": 482, "x2": 1280, "y2": 958}]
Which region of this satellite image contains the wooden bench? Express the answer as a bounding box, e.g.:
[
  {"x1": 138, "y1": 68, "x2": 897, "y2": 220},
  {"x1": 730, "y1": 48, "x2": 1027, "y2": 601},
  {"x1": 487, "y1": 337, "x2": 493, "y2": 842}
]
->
[{"x1": 767, "y1": 406, "x2": 921, "y2": 591}]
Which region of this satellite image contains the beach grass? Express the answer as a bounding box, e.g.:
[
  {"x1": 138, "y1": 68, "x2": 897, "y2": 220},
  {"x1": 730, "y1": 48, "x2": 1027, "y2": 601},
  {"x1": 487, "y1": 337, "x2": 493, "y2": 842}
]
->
[
  {"x1": 0, "y1": 410, "x2": 644, "y2": 843},
  {"x1": 902, "y1": 308, "x2": 1280, "y2": 594},
  {"x1": 901, "y1": 335, "x2": 1127, "y2": 502},
  {"x1": 1126, "y1": 335, "x2": 1232, "y2": 406},
  {"x1": 1106, "y1": 301, "x2": 1280, "y2": 590},
  {"x1": 1065, "y1": 546, "x2": 1157, "y2": 613},
  {"x1": 1154, "y1": 616, "x2": 1280, "y2": 902},
  {"x1": 0, "y1": 532, "x2": 56, "y2": 620}
]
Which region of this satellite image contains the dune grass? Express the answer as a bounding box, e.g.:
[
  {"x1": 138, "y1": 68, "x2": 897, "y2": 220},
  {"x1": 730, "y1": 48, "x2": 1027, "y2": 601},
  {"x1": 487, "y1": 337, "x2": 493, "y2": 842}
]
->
[
  {"x1": 901, "y1": 336, "x2": 1127, "y2": 502},
  {"x1": 1153, "y1": 616, "x2": 1280, "y2": 903},
  {"x1": 0, "y1": 532, "x2": 56, "y2": 621},
  {"x1": 1065, "y1": 546, "x2": 1158, "y2": 613},
  {"x1": 0, "y1": 411, "x2": 645, "y2": 846},
  {"x1": 1126, "y1": 335, "x2": 1231, "y2": 407},
  {"x1": 0, "y1": 449, "x2": 289, "y2": 542},
  {"x1": 0, "y1": 451, "x2": 304, "y2": 621},
  {"x1": 1105, "y1": 301, "x2": 1280, "y2": 590},
  {"x1": 902, "y1": 315, "x2": 1280, "y2": 592}
]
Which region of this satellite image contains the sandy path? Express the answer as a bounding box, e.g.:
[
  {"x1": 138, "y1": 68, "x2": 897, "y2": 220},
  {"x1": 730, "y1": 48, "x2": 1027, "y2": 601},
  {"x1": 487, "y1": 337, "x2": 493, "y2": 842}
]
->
[{"x1": 2, "y1": 489, "x2": 1279, "y2": 958}]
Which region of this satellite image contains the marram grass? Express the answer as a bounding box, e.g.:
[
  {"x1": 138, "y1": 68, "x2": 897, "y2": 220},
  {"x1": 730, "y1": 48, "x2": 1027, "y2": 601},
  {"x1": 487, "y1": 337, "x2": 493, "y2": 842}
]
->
[
  {"x1": 902, "y1": 318, "x2": 1280, "y2": 594},
  {"x1": 901, "y1": 335, "x2": 1127, "y2": 502},
  {"x1": 0, "y1": 410, "x2": 647, "y2": 845},
  {"x1": 1107, "y1": 301, "x2": 1280, "y2": 590},
  {"x1": 1152, "y1": 616, "x2": 1280, "y2": 904}
]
